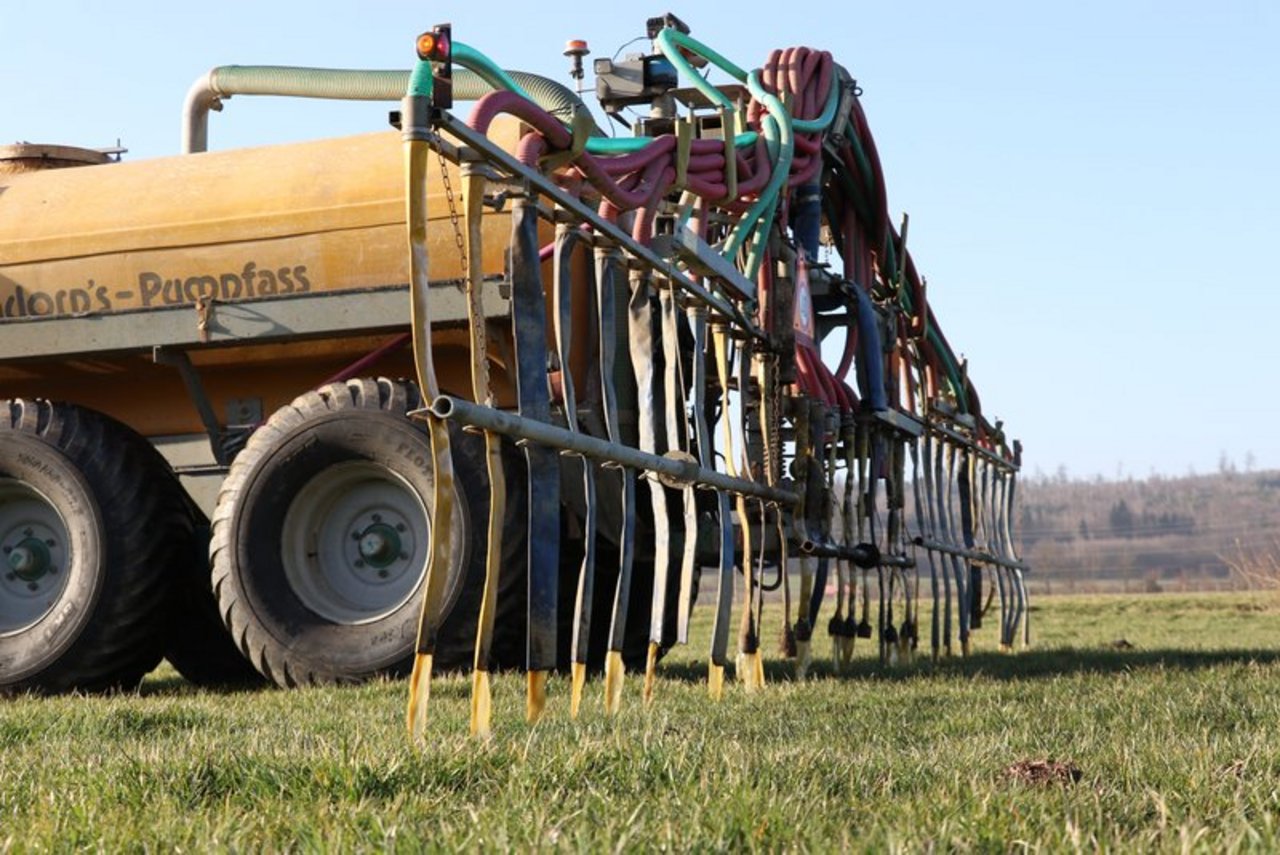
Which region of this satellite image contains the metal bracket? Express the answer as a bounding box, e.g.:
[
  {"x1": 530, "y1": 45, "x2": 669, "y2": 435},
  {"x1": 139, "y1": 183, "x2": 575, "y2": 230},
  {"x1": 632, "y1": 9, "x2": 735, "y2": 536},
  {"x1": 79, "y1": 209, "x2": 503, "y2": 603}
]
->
[
  {"x1": 650, "y1": 226, "x2": 756, "y2": 302},
  {"x1": 153, "y1": 346, "x2": 227, "y2": 466},
  {"x1": 857, "y1": 408, "x2": 925, "y2": 438}
]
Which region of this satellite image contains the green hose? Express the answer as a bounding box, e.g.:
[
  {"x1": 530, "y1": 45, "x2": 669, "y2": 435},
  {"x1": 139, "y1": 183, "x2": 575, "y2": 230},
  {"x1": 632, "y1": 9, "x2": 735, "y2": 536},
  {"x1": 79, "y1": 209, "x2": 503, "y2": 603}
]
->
[
  {"x1": 408, "y1": 61, "x2": 433, "y2": 99},
  {"x1": 648, "y1": 30, "x2": 804, "y2": 281},
  {"x1": 793, "y1": 81, "x2": 840, "y2": 134},
  {"x1": 586, "y1": 131, "x2": 760, "y2": 155},
  {"x1": 655, "y1": 29, "x2": 749, "y2": 97},
  {"x1": 585, "y1": 137, "x2": 653, "y2": 154},
  {"x1": 726, "y1": 71, "x2": 794, "y2": 279},
  {"x1": 452, "y1": 43, "x2": 534, "y2": 104}
]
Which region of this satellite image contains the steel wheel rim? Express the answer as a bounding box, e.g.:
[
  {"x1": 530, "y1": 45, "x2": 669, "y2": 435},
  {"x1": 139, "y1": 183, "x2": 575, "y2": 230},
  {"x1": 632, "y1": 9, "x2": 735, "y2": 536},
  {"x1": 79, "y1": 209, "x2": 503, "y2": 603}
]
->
[
  {"x1": 0, "y1": 478, "x2": 72, "y2": 636},
  {"x1": 282, "y1": 462, "x2": 428, "y2": 625}
]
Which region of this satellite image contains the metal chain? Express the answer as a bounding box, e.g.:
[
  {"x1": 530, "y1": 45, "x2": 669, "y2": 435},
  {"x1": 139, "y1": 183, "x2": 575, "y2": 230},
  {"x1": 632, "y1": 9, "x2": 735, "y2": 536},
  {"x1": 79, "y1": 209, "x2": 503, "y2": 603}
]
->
[
  {"x1": 763, "y1": 351, "x2": 782, "y2": 488},
  {"x1": 436, "y1": 143, "x2": 467, "y2": 279}
]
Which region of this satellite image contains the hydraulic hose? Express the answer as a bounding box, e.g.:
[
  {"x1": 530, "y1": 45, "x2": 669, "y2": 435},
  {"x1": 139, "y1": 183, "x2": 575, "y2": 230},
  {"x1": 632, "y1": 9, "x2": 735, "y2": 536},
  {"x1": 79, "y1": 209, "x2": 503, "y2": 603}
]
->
[
  {"x1": 853, "y1": 285, "x2": 888, "y2": 412},
  {"x1": 793, "y1": 183, "x2": 822, "y2": 261},
  {"x1": 654, "y1": 28, "x2": 748, "y2": 106},
  {"x1": 183, "y1": 64, "x2": 597, "y2": 152}
]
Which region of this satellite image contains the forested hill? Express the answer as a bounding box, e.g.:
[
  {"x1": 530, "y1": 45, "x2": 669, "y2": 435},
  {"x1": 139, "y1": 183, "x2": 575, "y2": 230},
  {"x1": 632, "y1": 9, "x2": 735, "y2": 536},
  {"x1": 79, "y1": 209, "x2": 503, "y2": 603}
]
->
[{"x1": 1016, "y1": 468, "x2": 1280, "y2": 592}]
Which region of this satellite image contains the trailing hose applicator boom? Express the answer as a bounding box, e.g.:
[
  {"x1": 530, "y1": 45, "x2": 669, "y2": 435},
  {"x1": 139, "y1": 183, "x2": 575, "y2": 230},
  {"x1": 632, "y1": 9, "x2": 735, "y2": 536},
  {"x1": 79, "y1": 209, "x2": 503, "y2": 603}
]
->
[{"x1": 396, "y1": 19, "x2": 1030, "y2": 735}]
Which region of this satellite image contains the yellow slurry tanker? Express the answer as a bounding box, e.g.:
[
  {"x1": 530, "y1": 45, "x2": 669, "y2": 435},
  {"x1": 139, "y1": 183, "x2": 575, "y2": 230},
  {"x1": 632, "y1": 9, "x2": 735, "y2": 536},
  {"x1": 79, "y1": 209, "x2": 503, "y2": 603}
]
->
[{"x1": 1, "y1": 16, "x2": 1027, "y2": 735}]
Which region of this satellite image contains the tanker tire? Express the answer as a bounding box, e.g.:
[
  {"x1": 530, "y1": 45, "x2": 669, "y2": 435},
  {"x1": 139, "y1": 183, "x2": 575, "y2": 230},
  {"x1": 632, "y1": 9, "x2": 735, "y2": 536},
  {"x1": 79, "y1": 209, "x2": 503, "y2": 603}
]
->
[
  {"x1": 0, "y1": 399, "x2": 184, "y2": 694},
  {"x1": 426, "y1": 427, "x2": 527, "y2": 672},
  {"x1": 161, "y1": 518, "x2": 265, "y2": 687},
  {"x1": 210, "y1": 378, "x2": 509, "y2": 687}
]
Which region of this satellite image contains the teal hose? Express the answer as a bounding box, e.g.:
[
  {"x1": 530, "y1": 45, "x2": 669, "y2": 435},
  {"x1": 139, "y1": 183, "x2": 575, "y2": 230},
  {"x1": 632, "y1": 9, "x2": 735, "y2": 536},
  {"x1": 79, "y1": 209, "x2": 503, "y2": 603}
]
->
[
  {"x1": 930, "y1": 328, "x2": 968, "y2": 412},
  {"x1": 725, "y1": 71, "x2": 794, "y2": 279},
  {"x1": 648, "y1": 30, "x2": 809, "y2": 281},
  {"x1": 408, "y1": 61, "x2": 433, "y2": 99},
  {"x1": 453, "y1": 42, "x2": 533, "y2": 102},
  {"x1": 585, "y1": 137, "x2": 653, "y2": 154},
  {"x1": 586, "y1": 131, "x2": 760, "y2": 155},
  {"x1": 654, "y1": 29, "x2": 749, "y2": 96},
  {"x1": 792, "y1": 81, "x2": 840, "y2": 134}
]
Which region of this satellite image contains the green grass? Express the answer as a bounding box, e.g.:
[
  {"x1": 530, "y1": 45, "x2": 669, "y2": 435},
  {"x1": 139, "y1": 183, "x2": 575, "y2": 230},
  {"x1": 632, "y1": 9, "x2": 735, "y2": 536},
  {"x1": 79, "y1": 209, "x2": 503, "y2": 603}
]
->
[{"x1": 6, "y1": 591, "x2": 1280, "y2": 851}]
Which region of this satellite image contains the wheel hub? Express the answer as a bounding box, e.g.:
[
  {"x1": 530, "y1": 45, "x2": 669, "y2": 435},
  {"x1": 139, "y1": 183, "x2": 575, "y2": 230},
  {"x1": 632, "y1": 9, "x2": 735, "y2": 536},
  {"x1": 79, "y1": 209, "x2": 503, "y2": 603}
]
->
[
  {"x1": 356, "y1": 522, "x2": 403, "y2": 569},
  {"x1": 8, "y1": 537, "x2": 54, "y2": 582},
  {"x1": 0, "y1": 479, "x2": 70, "y2": 635},
  {"x1": 282, "y1": 462, "x2": 428, "y2": 625}
]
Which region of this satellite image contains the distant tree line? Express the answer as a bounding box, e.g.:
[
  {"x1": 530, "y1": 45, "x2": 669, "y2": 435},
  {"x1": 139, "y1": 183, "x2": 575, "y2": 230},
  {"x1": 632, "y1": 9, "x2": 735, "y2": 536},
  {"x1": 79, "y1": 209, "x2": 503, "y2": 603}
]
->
[
  {"x1": 1010, "y1": 468, "x2": 1280, "y2": 592},
  {"x1": 1100, "y1": 499, "x2": 1196, "y2": 539}
]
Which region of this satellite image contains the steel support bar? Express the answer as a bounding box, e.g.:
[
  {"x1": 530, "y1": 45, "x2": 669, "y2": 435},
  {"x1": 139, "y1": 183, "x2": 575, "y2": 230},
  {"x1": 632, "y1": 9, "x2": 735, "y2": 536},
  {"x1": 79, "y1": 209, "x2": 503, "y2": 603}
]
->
[
  {"x1": 856, "y1": 408, "x2": 925, "y2": 438},
  {"x1": 0, "y1": 285, "x2": 483, "y2": 361},
  {"x1": 433, "y1": 111, "x2": 758, "y2": 332},
  {"x1": 152, "y1": 347, "x2": 228, "y2": 466},
  {"x1": 912, "y1": 537, "x2": 1030, "y2": 572},
  {"x1": 799, "y1": 539, "x2": 913, "y2": 568},
  {"x1": 429, "y1": 395, "x2": 798, "y2": 506},
  {"x1": 928, "y1": 420, "x2": 1018, "y2": 470},
  {"x1": 650, "y1": 227, "x2": 756, "y2": 302}
]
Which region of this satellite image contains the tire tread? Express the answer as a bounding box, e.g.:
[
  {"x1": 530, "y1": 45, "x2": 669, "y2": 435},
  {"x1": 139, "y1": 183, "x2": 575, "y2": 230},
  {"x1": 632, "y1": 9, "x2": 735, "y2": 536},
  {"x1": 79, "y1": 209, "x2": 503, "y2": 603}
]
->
[{"x1": 0, "y1": 399, "x2": 186, "y2": 693}]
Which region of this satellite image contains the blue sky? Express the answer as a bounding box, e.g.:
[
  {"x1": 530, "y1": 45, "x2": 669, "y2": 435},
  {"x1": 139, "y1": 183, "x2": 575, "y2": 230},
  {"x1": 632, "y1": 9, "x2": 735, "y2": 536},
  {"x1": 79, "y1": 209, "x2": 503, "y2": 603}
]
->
[{"x1": 3, "y1": 1, "x2": 1277, "y2": 480}]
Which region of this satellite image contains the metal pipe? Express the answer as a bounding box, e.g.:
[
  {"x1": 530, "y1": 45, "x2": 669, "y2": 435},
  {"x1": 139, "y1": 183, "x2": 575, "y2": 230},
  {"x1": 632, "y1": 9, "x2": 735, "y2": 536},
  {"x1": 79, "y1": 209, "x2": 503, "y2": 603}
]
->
[
  {"x1": 928, "y1": 420, "x2": 1019, "y2": 470},
  {"x1": 430, "y1": 395, "x2": 797, "y2": 505},
  {"x1": 183, "y1": 65, "x2": 596, "y2": 153},
  {"x1": 799, "y1": 539, "x2": 911, "y2": 568},
  {"x1": 911, "y1": 537, "x2": 1030, "y2": 572}
]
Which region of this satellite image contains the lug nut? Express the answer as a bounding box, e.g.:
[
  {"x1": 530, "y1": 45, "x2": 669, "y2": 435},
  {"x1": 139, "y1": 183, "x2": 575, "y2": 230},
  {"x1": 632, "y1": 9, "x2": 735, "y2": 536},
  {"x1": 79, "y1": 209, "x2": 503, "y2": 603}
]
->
[
  {"x1": 355, "y1": 560, "x2": 366, "y2": 568},
  {"x1": 396, "y1": 523, "x2": 407, "y2": 533},
  {"x1": 377, "y1": 569, "x2": 389, "y2": 579},
  {"x1": 399, "y1": 552, "x2": 409, "y2": 561},
  {"x1": 372, "y1": 514, "x2": 383, "y2": 523},
  {"x1": 27, "y1": 582, "x2": 38, "y2": 591}
]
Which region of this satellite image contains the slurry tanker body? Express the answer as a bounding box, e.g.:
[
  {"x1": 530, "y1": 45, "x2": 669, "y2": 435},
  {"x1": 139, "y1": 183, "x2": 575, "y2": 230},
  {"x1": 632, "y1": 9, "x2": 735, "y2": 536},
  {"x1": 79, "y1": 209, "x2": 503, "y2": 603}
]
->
[{"x1": 0, "y1": 15, "x2": 1027, "y2": 734}]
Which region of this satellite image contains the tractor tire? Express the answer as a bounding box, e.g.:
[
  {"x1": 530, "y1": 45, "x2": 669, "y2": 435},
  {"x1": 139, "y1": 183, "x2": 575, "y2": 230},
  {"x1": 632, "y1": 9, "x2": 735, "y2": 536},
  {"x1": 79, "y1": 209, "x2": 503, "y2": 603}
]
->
[
  {"x1": 0, "y1": 399, "x2": 185, "y2": 693},
  {"x1": 162, "y1": 519, "x2": 266, "y2": 688},
  {"x1": 210, "y1": 378, "x2": 516, "y2": 687}
]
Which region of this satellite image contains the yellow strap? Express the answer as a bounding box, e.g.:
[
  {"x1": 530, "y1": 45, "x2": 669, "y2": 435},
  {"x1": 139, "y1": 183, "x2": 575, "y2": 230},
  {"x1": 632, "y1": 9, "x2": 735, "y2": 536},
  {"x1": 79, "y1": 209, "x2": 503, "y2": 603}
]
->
[
  {"x1": 672, "y1": 119, "x2": 693, "y2": 194},
  {"x1": 570, "y1": 662, "x2": 587, "y2": 719},
  {"x1": 712, "y1": 325, "x2": 763, "y2": 691},
  {"x1": 720, "y1": 108, "x2": 739, "y2": 204},
  {"x1": 643, "y1": 642, "x2": 660, "y2": 705},
  {"x1": 604, "y1": 651, "x2": 625, "y2": 715},
  {"x1": 527, "y1": 670, "x2": 549, "y2": 723},
  {"x1": 541, "y1": 108, "x2": 595, "y2": 172},
  {"x1": 462, "y1": 169, "x2": 507, "y2": 739},
  {"x1": 405, "y1": 138, "x2": 457, "y2": 740},
  {"x1": 470, "y1": 669, "x2": 492, "y2": 738}
]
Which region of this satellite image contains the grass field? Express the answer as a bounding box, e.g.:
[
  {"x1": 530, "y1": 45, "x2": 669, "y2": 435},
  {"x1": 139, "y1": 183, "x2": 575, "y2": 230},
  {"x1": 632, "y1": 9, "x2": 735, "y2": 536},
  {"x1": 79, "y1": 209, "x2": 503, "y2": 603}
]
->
[{"x1": 5, "y1": 591, "x2": 1280, "y2": 851}]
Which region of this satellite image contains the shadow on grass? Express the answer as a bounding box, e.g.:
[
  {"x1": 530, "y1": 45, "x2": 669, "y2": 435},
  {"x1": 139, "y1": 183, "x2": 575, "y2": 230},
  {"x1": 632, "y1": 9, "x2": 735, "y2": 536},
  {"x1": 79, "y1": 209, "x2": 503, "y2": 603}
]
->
[
  {"x1": 654, "y1": 646, "x2": 1280, "y2": 685},
  {"x1": 135, "y1": 646, "x2": 1280, "y2": 698},
  {"x1": 139, "y1": 675, "x2": 274, "y2": 698}
]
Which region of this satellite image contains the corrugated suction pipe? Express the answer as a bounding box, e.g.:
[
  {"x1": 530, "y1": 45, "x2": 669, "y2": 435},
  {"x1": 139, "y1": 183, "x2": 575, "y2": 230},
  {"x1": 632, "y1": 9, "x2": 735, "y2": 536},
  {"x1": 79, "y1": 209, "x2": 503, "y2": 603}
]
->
[{"x1": 182, "y1": 65, "x2": 597, "y2": 153}]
